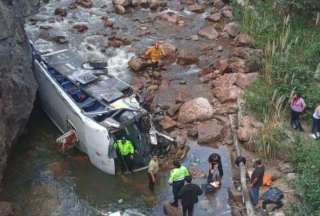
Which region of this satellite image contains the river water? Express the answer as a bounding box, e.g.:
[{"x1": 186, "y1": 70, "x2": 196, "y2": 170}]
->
[
  {"x1": 2, "y1": 0, "x2": 236, "y2": 214},
  {"x1": 2, "y1": 107, "x2": 232, "y2": 216}
]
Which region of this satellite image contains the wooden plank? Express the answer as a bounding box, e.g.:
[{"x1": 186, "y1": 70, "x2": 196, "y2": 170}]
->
[{"x1": 229, "y1": 99, "x2": 256, "y2": 216}]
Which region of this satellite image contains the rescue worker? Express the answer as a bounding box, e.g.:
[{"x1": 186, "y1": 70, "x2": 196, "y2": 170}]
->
[
  {"x1": 113, "y1": 137, "x2": 135, "y2": 173},
  {"x1": 168, "y1": 160, "x2": 190, "y2": 207},
  {"x1": 144, "y1": 42, "x2": 165, "y2": 70},
  {"x1": 147, "y1": 155, "x2": 159, "y2": 191}
]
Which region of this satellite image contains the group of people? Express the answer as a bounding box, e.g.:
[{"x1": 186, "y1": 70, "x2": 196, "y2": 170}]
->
[
  {"x1": 147, "y1": 153, "x2": 224, "y2": 216},
  {"x1": 289, "y1": 93, "x2": 320, "y2": 139}
]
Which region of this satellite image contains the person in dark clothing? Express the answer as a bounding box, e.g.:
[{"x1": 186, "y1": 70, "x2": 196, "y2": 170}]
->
[
  {"x1": 177, "y1": 176, "x2": 203, "y2": 216},
  {"x1": 249, "y1": 159, "x2": 265, "y2": 206},
  {"x1": 262, "y1": 187, "x2": 284, "y2": 212}
]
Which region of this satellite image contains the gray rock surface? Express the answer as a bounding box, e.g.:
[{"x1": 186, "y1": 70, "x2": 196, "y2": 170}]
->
[{"x1": 0, "y1": 0, "x2": 38, "y2": 182}]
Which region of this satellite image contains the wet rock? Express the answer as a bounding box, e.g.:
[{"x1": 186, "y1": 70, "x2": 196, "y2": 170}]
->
[
  {"x1": 0, "y1": 202, "x2": 14, "y2": 216},
  {"x1": 177, "y1": 49, "x2": 199, "y2": 65},
  {"x1": 213, "y1": 85, "x2": 242, "y2": 103},
  {"x1": 101, "y1": 17, "x2": 113, "y2": 28},
  {"x1": 207, "y1": 12, "x2": 222, "y2": 22},
  {"x1": 287, "y1": 172, "x2": 296, "y2": 181},
  {"x1": 160, "y1": 42, "x2": 177, "y2": 59},
  {"x1": 235, "y1": 73, "x2": 258, "y2": 89},
  {"x1": 235, "y1": 33, "x2": 255, "y2": 47},
  {"x1": 163, "y1": 203, "x2": 181, "y2": 216},
  {"x1": 39, "y1": 29, "x2": 50, "y2": 40},
  {"x1": 191, "y1": 35, "x2": 199, "y2": 41},
  {"x1": 54, "y1": 8, "x2": 67, "y2": 17},
  {"x1": 178, "y1": 97, "x2": 214, "y2": 123},
  {"x1": 131, "y1": 77, "x2": 145, "y2": 91},
  {"x1": 75, "y1": 0, "x2": 93, "y2": 8},
  {"x1": 128, "y1": 57, "x2": 149, "y2": 72},
  {"x1": 223, "y1": 22, "x2": 240, "y2": 37},
  {"x1": 160, "y1": 116, "x2": 177, "y2": 130},
  {"x1": 188, "y1": 4, "x2": 205, "y2": 13},
  {"x1": 115, "y1": 4, "x2": 126, "y2": 14},
  {"x1": 72, "y1": 23, "x2": 88, "y2": 33},
  {"x1": 147, "y1": 84, "x2": 159, "y2": 92},
  {"x1": 157, "y1": 11, "x2": 183, "y2": 25},
  {"x1": 198, "y1": 25, "x2": 219, "y2": 40},
  {"x1": 232, "y1": 47, "x2": 263, "y2": 60},
  {"x1": 197, "y1": 119, "x2": 224, "y2": 144},
  {"x1": 51, "y1": 35, "x2": 68, "y2": 44},
  {"x1": 108, "y1": 36, "x2": 131, "y2": 48}
]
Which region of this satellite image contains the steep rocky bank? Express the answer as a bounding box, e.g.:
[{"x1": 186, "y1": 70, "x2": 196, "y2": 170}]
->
[{"x1": 0, "y1": 0, "x2": 38, "y2": 183}]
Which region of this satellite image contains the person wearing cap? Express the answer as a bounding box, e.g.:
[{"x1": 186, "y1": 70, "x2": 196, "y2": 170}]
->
[
  {"x1": 177, "y1": 175, "x2": 202, "y2": 216},
  {"x1": 144, "y1": 42, "x2": 165, "y2": 70},
  {"x1": 113, "y1": 137, "x2": 135, "y2": 173},
  {"x1": 148, "y1": 155, "x2": 159, "y2": 191},
  {"x1": 168, "y1": 160, "x2": 190, "y2": 207}
]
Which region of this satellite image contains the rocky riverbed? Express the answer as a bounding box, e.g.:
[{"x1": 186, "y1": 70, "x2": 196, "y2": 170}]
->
[{"x1": 0, "y1": 0, "x2": 276, "y2": 215}]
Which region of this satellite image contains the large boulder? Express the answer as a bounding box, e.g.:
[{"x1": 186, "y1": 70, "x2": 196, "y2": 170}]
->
[
  {"x1": 160, "y1": 42, "x2": 177, "y2": 59},
  {"x1": 177, "y1": 49, "x2": 199, "y2": 65},
  {"x1": 197, "y1": 119, "x2": 224, "y2": 144},
  {"x1": 178, "y1": 97, "x2": 214, "y2": 123},
  {"x1": 223, "y1": 22, "x2": 240, "y2": 37},
  {"x1": 198, "y1": 25, "x2": 219, "y2": 40},
  {"x1": 213, "y1": 86, "x2": 242, "y2": 103},
  {"x1": 0, "y1": 0, "x2": 37, "y2": 182},
  {"x1": 235, "y1": 73, "x2": 258, "y2": 89},
  {"x1": 128, "y1": 57, "x2": 149, "y2": 72},
  {"x1": 237, "y1": 115, "x2": 262, "y2": 142}
]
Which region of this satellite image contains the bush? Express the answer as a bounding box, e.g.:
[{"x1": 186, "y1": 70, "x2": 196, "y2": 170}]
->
[
  {"x1": 288, "y1": 138, "x2": 320, "y2": 215},
  {"x1": 277, "y1": 0, "x2": 320, "y2": 15}
]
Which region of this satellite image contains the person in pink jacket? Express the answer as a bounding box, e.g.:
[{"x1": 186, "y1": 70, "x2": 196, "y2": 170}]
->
[{"x1": 289, "y1": 93, "x2": 306, "y2": 131}]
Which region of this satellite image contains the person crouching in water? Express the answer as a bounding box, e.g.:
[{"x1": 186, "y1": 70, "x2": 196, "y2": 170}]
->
[
  {"x1": 144, "y1": 42, "x2": 165, "y2": 71},
  {"x1": 311, "y1": 105, "x2": 320, "y2": 139},
  {"x1": 289, "y1": 93, "x2": 306, "y2": 131},
  {"x1": 177, "y1": 176, "x2": 202, "y2": 216},
  {"x1": 147, "y1": 155, "x2": 159, "y2": 191},
  {"x1": 168, "y1": 160, "x2": 190, "y2": 207},
  {"x1": 206, "y1": 159, "x2": 222, "y2": 192}
]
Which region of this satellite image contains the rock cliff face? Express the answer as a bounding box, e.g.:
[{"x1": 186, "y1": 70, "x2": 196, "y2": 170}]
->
[{"x1": 0, "y1": 0, "x2": 38, "y2": 182}]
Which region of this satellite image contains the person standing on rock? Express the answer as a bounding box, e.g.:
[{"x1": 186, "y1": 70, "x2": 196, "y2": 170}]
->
[
  {"x1": 147, "y1": 155, "x2": 159, "y2": 191},
  {"x1": 289, "y1": 93, "x2": 306, "y2": 131},
  {"x1": 168, "y1": 160, "x2": 190, "y2": 207},
  {"x1": 177, "y1": 175, "x2": 203, "y2": 216},
  {"x1": 311, "y1": 105, "x2": 320, "y2": 139},
  {"x1": 249, "y1": 159, "x2": 265, "y2": 206},
  {"x1": 144, "y1": 42, "x2": 165, "y2": 71}
]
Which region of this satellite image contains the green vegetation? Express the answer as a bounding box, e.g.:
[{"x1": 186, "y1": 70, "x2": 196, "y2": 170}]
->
[
  {"x1": 233, "y1": 0, "x2": 320, "y2": 214},
  {"x1": 288, "y1": 138, "x2": 320, "y2": 215}
]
